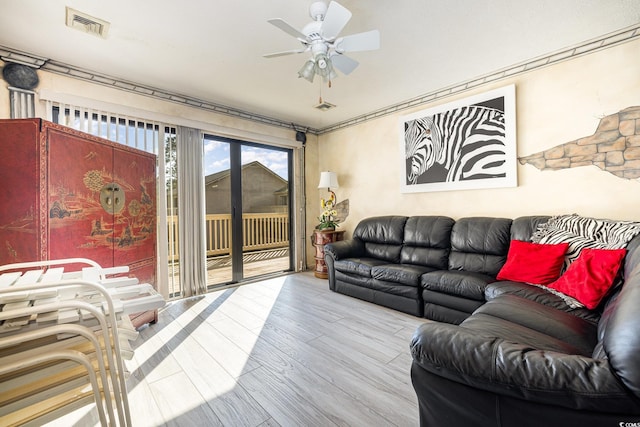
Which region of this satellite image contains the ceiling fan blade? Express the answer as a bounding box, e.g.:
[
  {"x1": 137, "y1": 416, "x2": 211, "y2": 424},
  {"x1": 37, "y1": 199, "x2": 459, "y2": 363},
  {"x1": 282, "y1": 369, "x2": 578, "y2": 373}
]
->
[
  {"x1": 268, "y1": 18, "x2": 308, "y2": 41},
  {"x1": 321, "y1": 1, "x2": 352, "y2": 41},
  {"x1": 336, "y1": 29, "x2": 380, "y2": 53},
  {"x1": 330, "y1": 54, "x2": 359, "y2": 75},
  {"x1": 263, "y1": 49, "x2": 307, "y2": 59}
]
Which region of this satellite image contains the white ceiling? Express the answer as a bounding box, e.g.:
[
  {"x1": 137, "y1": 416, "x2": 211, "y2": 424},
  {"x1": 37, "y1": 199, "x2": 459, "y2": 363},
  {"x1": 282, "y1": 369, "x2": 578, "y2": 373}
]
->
[{"x1": 1, "y1": 1, "x2": 639, "y2": 131}]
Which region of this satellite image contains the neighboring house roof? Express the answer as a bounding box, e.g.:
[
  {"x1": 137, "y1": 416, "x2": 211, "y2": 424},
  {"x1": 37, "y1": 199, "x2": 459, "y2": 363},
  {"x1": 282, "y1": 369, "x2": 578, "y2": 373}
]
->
[{"x1": 204, "y1": 169, "x2": 230, "y2": 185}]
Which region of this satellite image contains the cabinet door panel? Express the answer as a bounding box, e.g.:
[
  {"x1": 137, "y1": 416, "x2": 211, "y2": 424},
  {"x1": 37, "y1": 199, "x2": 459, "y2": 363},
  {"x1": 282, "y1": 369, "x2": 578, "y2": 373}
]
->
[
  {"x1": 0, "y1": 119, "x2": 43, "y2": 264},
  {"x1": 47, "y1": 127, "x2": 115, "y2": 268},
  {"x1": 112, "y1": 146, "x2": 156, "y2": 286}
]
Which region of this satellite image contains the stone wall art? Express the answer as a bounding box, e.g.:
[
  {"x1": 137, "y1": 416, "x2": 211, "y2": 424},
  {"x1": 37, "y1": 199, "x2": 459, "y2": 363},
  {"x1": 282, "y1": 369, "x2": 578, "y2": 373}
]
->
[{"x1": 519, "y1": 106, "x2": 640, "y2": 180}]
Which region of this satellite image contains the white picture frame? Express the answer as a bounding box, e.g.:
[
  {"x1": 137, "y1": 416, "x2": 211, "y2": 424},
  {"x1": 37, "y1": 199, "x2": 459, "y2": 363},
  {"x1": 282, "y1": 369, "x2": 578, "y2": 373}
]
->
[{"x1": 400, "y1": 84, "x2": 517, "y2": 193}]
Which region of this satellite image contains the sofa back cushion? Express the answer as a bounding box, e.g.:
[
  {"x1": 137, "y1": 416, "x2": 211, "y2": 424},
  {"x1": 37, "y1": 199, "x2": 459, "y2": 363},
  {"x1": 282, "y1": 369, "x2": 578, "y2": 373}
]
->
[
  {"x1": 401, "y1": 216, "x2": 454, "y2": 269},
  {"x1": 595, "y1": 233, "x2": 640, "y2": 354},
  {"x1": 510, "y1": 216, "x2": 551, "y2": 241},
  {"x1": 624, "y1": 234, "x2": 640, "y2": 280},
  {"x1": 449, "y1": 217, "x2": 512, "y2": 276},
  {"x1": 603, "y1": 260, "x2": 640, "y2": 400},
  {"x1": 353, "y1": 216, "x2": 408, "y2": 263}
]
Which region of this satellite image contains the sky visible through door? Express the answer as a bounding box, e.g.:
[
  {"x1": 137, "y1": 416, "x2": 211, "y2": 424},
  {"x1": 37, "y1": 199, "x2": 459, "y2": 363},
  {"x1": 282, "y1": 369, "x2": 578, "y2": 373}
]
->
[{"x1": 204, "y1": 139, "x2": 288, "y2": 179}]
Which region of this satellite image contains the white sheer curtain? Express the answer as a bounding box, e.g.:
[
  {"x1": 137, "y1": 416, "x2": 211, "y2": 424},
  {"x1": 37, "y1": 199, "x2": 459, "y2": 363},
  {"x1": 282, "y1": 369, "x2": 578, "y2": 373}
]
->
[{"x1": 177, "y1": 126, "x2": 207, "y2": 297}]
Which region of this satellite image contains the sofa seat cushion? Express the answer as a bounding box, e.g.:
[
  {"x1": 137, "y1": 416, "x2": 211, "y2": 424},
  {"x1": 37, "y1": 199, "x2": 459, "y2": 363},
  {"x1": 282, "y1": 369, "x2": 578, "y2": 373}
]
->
[
  {"x1": 461, "y1": 314, "x2": 589, "y2": 356},
  {"x1": 333, "y1": 257, "x2": 387, "y2": 277},
  {"x1": 422, "y1": 289, "x2": 485, "y2": 324},
  {"x1": 371, "y1": 264, "x2": 437, "y2": 286},
  {"x1": 368, "y1": 279, "x2": 422, "y2": 299},
  {"x1": 486, "y1": 281, "x2": 601, "y2": 324},
  {"x1": 422, "y1": 289, "x2": 485, "y2": 314},
  {"x1": 466, "y1": 295, "x2": 598, "y2": 356},
  {"x1": 334, "y1": 271, "x2": 421, "y2": 299},
  {"x1": 421, "y1": 270, "x2": 496, "y2": 301}
]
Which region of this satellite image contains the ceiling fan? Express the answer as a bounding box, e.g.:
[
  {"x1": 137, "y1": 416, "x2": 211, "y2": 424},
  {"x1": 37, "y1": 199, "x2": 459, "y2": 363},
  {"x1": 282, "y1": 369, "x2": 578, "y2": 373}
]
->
[{"x1": 263, "y1": 1, "x2": 380, "y2": 84}]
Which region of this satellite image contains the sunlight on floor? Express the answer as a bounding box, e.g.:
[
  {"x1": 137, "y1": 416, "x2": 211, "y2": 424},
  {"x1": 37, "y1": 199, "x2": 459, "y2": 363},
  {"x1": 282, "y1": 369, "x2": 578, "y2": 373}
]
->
[
  {"x1": 43, "y1": 276, "x2": 288, "y2": 427},
  {"x1": 128, "y1": 276, "x2": 288, "y2": 425}
]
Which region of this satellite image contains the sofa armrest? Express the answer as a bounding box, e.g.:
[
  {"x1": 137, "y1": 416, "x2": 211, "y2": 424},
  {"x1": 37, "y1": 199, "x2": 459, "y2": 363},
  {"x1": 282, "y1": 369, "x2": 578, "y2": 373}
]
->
[
  {"x1": 323, "y1": 239, "x2": 364, "y2": 291},
  {"x1": 410, "y1": 322, "x2": 636, "y2": 413},
  {"x1": 324, "y1": 238, "x2": 365, "y2": 261}
]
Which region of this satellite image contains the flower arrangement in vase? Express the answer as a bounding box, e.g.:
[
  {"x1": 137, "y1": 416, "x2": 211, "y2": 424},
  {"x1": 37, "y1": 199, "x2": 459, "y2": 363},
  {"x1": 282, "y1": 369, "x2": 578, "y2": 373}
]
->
[{"x1": 317, "y1": 191, "x2": 339, "y2": 231}]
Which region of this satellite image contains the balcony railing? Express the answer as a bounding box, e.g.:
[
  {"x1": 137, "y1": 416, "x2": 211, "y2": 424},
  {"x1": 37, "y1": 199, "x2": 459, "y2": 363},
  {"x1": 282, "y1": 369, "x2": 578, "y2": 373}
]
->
[{"x1": 167, "y1": 213, "x2": 290, "y2": 259}]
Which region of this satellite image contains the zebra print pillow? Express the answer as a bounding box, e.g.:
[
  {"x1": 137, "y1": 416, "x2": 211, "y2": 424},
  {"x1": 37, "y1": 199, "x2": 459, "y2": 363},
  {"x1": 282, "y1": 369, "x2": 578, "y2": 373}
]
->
[{"x1": 531, "y1": 214, "x2": 640, "y2": 272}]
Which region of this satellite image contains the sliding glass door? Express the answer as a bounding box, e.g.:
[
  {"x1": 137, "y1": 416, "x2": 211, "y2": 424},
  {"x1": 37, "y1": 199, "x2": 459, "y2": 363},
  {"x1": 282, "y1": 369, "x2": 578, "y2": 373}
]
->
[
  {"x1": 240, "y1": 144, "x2": 292, "y2": 280},
  {"x1": 204, "y1": 135, "x2": 292, "y2": 287},
  {"x1": 202, "y1": 137, "x2": 234, "y2": 285}
]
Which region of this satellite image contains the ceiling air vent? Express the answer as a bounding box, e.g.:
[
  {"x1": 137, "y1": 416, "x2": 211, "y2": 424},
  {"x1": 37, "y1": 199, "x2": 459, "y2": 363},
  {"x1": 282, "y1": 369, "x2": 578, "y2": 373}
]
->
[
  {"x1": 65, "y1": 7, "x2": 110, "y2": 38},
  {"x1": 314, "y1": 101, "x2": 336, "y2": 111}
]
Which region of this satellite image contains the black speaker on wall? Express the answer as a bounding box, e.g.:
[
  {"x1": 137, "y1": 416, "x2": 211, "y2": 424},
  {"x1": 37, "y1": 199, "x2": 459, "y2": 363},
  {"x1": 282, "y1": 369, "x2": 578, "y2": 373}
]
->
[
  {"x1": 2, "y1": 63, "x2": 39, "y2": 90},
  {"x1": 295, "y1": 130, "x2": 307, "y2": 145}
]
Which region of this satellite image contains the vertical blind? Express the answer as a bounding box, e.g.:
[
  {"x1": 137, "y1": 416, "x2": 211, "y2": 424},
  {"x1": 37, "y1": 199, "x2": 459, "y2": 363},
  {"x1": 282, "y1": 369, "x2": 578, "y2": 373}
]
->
[
  {"x1": 9, "y1": 87, "x2": 35, "y2": 119},
  {"x1": 45, "y1": 100, "x2": 162, "y2": 155}
]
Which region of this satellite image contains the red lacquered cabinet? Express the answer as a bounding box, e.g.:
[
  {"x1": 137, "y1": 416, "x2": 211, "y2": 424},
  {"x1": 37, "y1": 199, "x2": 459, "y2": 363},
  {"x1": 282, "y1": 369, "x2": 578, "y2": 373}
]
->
[{"x1": 0, "y1": 118, "x2": 158, "y2": 327}]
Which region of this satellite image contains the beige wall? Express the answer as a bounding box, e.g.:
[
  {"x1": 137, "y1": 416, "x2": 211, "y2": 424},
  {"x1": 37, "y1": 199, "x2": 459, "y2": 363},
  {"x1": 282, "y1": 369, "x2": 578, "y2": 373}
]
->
[{"x1": 314, "y1": 39, "x2": 640, "y2": 256}]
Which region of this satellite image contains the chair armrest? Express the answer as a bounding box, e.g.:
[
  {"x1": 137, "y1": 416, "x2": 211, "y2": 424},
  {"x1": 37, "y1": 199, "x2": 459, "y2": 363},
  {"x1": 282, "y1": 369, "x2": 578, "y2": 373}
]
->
[{"x1": 410, "y1": 322, "x2": 636, "y2": 413}]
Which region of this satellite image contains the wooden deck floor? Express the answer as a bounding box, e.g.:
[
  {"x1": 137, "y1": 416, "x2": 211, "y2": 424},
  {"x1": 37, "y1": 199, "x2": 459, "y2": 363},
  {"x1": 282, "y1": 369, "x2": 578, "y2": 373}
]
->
[
  {"x1": 44, "y1": 272, "x2": 425, "y2": 426},
  {"x1": 168, "y1": 249, "x2": 292, "y2": 296}
]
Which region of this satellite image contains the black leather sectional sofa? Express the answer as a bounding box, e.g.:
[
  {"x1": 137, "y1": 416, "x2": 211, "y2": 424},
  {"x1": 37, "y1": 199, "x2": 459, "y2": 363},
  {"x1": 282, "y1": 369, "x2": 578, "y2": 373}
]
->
[
  {"x1": 324, "y1": 215, "x2": 524, "y2": 322},
  {"x1": 323, "y1": 215, "x2": 640, "y2": 426}
]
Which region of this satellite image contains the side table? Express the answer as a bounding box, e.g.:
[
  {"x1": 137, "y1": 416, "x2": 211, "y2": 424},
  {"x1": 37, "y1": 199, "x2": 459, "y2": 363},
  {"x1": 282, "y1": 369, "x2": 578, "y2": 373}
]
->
[{"x1": 311, "y1": 229, "x2": 345, "y2": 279}]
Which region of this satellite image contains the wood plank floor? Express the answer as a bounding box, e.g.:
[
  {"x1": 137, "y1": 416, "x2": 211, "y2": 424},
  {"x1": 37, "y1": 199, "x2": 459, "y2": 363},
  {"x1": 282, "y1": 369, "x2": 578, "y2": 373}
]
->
[{"x1": 46, "y1": 272, "x2": 425, "y2": 426}]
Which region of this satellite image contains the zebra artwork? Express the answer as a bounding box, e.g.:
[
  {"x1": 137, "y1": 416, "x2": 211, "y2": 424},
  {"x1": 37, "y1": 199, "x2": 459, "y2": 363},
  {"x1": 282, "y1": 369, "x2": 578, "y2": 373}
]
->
[{"x1": 404, "y1": 104, "x2": 507, "y2": 185}]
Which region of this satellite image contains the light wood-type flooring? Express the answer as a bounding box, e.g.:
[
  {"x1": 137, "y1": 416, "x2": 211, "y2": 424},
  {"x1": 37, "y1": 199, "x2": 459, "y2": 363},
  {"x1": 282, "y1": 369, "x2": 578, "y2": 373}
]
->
[{"x1": 46, "y1": 272, "x2": 425, "y2": 426}]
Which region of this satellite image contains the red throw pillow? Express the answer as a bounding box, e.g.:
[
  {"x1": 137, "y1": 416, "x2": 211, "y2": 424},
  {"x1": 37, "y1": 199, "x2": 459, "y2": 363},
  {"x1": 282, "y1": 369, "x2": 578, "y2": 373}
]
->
[
  {"x1": 547, "y1": 248, "x2": 627, "y2": 309},
  {"x1": 497, "y1": 240, "x2": 569, "y2": 285}
]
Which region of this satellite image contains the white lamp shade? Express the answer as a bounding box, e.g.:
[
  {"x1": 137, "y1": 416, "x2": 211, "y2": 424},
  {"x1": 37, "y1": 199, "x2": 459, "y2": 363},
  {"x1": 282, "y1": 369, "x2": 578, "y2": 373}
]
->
[{"x1": 318, "y1": 171, "x2": 339, "y2": 189}]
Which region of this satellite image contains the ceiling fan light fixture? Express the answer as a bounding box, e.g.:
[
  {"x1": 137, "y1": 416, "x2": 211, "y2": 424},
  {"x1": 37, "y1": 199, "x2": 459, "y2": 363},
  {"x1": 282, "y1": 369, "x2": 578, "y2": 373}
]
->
[
  {"x1": 314, "y1": 53, "x2": 335, "y2": 78},
  {"x1": 323, "y1": 68, "x2": 338, "y2": 83},
  {"x1": 265, "y1": 1, "x2": 380, "y2": 85},
  {"x1": 298, "y1": 59, "x2": 316, "y2": 83},
  {"x1": 315, "y1": 53, "x2": 329, "y2": 69}
]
